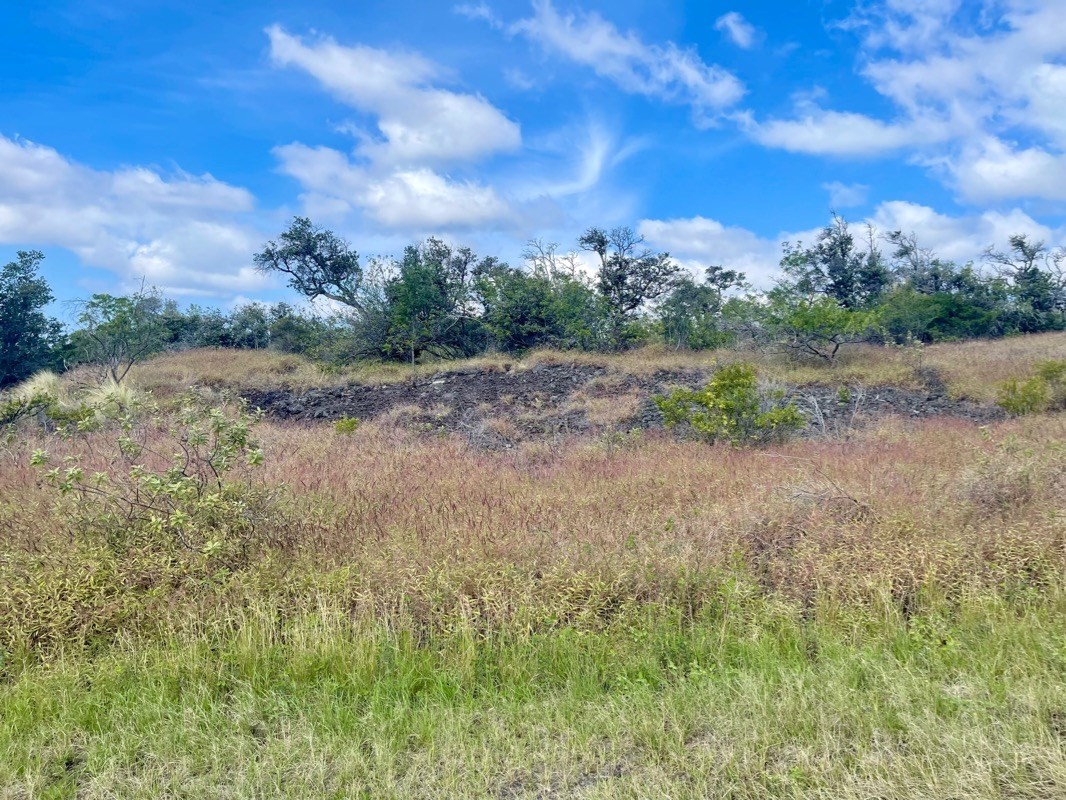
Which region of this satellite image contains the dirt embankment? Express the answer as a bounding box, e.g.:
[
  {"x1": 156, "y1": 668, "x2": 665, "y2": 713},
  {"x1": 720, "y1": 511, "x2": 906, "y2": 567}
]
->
[{"x1": 242, "y1": 361, "x2": 1005, "y2": 446}]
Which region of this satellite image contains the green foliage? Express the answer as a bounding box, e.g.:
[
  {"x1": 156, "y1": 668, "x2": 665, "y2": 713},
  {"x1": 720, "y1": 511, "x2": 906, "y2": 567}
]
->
[
  {"x1": 761, "y1": 293, "x2": 881, "y2": 362},
  {"x1": 253, "y1": 216, "x2": 363, "y2": 307},
  {"x1": 71, "y1": 288, "x2": 171, "y2": 382},
  {"x1": 334, "y1": 416, "x2": 360, "y2": 435},
  {"x1": 579, "y1": 226, "x2": 681, "y2": 349},
  {"x1": 657, "y1": 267, "x2": 746, "y2": 350},
  {"x1": 380, "y1": 239, "x2": 487, "y2": 362},
  {"x1": 0, "y1": 391, "x2": 50, "y2": 426},
  {"x1": 33, "y1": 394, "x2": 277, "y2": 569},
  {"x1": 474, "y1": 253, "x2": 613, "y2": 353},
  {"x1": 656, "y1": 363, "x2": 805, "y2": 444},
  {"x1": 779, "y1": 216, "x2": 890, "y2": 309},
  {"x1": 0, "y1": 251, "x2": 64, "y2": 388},
  {"x1": 997, "y1": 359, "x2": 1066, "y2": 415}
]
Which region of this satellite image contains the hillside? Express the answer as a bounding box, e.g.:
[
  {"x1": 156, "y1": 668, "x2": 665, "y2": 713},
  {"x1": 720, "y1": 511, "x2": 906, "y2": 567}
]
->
[
  {"x1": 132, "y1": 333, "x2": 1066, "y2": 443},
  {"x1": 1, "y1": 333, "x2": 1065, "y2": 798}
]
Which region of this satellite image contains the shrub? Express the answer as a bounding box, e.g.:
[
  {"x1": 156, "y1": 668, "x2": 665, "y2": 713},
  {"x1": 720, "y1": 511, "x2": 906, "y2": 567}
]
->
[
  {"x1": 334, "y1": 416, "x2": 360, "y2": 435},
  {"x1": 32, "y1": 393, "x2": 282, "y2": 570},
  {"x1": 655, "y1": 362, "x2": 805, "y2": 444},
  {"x1": 996, "y1": 359, "x2": 1066, "y2": 415}
]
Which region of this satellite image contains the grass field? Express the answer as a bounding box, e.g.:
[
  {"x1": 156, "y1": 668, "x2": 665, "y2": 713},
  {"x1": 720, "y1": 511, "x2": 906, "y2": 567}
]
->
[
  {"x1": 129, "y1": 332, "x2": 1066, "y2": 401},
  {"x1": 2, "y1": 336, "x2": 1065, "y2": 798}
]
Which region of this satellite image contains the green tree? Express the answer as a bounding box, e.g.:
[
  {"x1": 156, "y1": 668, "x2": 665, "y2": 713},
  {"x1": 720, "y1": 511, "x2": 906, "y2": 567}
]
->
[
  {"x1": 72, "y1": 288, "x2": 169, "y2": 382},
  {"x1": 474, "y1": 262, "x2": 563, "y2": 352},
  {"x1": 761, "y1": 292, "x2": 881, "y2": 363},
  {"x1": 383, "y1": 239, "x2": 487, "y2": 364},
  {"x1": 579, "y1": 226, "x2": 681, "y2": 349},
  {"x1": 0, "y1": 250, "x2": 64, "y2": 388},
  {"x1": 254, "y1": 217, "x2": 363, "y2": 307},
  {"x1": 780, "y1": 216, "x2": 890, "y2": 309},
  {"x1": 984, "y1": 234, "x2": 1065, "y2": 331},
  {"x1": 657, "y1": 266, "x2": 746, "y2": 350}
]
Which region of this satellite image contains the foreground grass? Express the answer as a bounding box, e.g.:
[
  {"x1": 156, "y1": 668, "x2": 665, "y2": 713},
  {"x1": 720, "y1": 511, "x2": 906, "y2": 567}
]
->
[
  {"x1": 3, "y1": 592, "x2": 1065, "y2": 799},
  {"x1": 2, "y1": 390, "x2": 1065, "y2": 796}
]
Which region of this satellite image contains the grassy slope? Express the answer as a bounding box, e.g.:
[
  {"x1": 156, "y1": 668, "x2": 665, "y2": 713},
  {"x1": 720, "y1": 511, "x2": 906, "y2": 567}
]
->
[
  {"x1": 2, "y1": 334, "x2": 1066, "y2": 798},
  {"x1": 129, "y1": 332, "x2": 1066, "y2": 402}
]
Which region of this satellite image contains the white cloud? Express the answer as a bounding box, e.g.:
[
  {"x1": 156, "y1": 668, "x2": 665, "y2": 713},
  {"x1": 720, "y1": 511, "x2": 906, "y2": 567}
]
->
[
  {"x1": 453, "y1": 2, "x2": 503, "y2": 28},
  {"x1": 946, "y1": 137, "x2": 1066, "y2": 203},
  {"x1": 512, "y1": 0, "x2": 744, "y2": 123},
  {"x1": 823, "y1": 181, "x2": 870, "y2": 208},
  {"x1": 267, "y1": 25, "x2": 520, "y2": 167},
  {"x1": 640, "y1": 200, "x2": 1064, "y2": 289},
  {"x1": 714, "y1": 12, "x2": 757, "y2": 49},
  {"x1": 515, "y1": 121, "x2": 644, "y2": 200},
  {"x1": 741, "y1": 108, "x2": 951, "y2": 157},
  {"x1": 869, "y1": 200, "x2": 1059, "y2": 263},
  {"x1": 274, "y1": 143, "x2": 513, "y2": 230},
  {"x1": 746, "y1": 0, "x2": 1066, "y2": 202},
  {"x1": 0, "y1": 135, "x2": 266, "y2": 297},
  {"x1": 638, "y1": 216, "x2": 785, "y2": 286},
  {"x1": 267, "y1": 26, "x2": 532, "y2": 232}
]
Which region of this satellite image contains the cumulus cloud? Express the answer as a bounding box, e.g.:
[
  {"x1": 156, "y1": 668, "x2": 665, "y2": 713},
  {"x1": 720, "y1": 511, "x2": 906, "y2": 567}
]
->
[
  {"x1": 945, "y1": 137, "x2": 1066, "y2": 203},
  {"x1": 640, "y1": 201, "x2": 1063, "y2": 290},
  {"x1": 512, "y1": 0, "x2": 744, "y2": 123},
  {"x1": 638, "y1": 216, "x2": 785, "y2": 286},
  {"x1": 267, "y1": 25, "x2": 521, "y2": 167},
  {"x1": 267, "y1": 26, "x2": 525, "y2": 230},
  {"x1": 745, "y1": 0, "x2": 1066, "y2": 202},
  {"x1": 714, "y1": 12, "x2": 758, "y2": 49},
  {"x1": 0, "y1": 135, "x2": 266, "y2": 297},
  {"x1": 868, "y1": 200, "x2": 1060, "y2": 263},
  {"x1": 274, "y1": 143, "x2": 513, "y2": 230}
]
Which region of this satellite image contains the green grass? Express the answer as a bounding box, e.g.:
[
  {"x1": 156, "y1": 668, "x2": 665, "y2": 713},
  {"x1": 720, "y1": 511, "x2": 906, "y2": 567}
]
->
[{"x1": 3, "y1": 591, "x2": 1065, "y2": 799}]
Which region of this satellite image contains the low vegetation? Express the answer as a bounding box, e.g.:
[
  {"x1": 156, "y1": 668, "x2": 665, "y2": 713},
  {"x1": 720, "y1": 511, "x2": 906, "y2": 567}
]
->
[
  {"x1": 1, "y1": 328, "x2": 1065, "y2": 795},
  {"x1": 2, "y1": 216, "x2": 1065, "y2": 797}
]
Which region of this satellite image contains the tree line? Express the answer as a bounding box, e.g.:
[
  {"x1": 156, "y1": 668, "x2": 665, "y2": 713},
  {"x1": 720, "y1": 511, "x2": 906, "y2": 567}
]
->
[{"x1": 2, "y1": 214, "x2": 1064, "y2": 388}]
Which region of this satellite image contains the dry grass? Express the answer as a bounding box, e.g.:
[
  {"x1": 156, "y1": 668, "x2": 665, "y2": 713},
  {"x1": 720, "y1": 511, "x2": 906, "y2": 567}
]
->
[
  {"x1": 130, "y1": 348, "x2": 332, "y2": 395},
  {"x1": 3, "y1": 409, "x2": 1063, "y2": 650},
  {"x1": 2, "y1": 388, "x2": 1065, "y2": 797},
  {"x1": 925, "y1": 331, "x2": 1066, "y2": 401},
  {"x1": 119, "y1": 332, "x2": 1066, "y2": 405}
]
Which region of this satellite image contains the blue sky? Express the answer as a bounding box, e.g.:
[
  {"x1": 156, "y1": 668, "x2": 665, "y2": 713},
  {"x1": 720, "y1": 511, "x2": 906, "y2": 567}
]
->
[{"x1": 2, "y1": 0, "x2": 1065, "y2": 310}]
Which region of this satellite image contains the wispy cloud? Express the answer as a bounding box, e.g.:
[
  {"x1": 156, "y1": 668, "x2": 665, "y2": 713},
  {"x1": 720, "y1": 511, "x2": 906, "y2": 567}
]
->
[
  {"x1": 714, "y1": 12, "x2": 758, "y2": 49},
  {"x1": 511, "y1": 0, "x2": 744, "y2": 125}
]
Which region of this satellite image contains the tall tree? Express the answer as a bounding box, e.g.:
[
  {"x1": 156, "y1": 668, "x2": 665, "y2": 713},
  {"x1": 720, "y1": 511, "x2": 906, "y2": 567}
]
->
[
  {"x1": 780, "y1": 216, "x2": 890, "y2": 309},
  {"x1": 984, "y1": 234, "x2": 1065, "y2": 317},
  {"x1": 254, "y1": 217, "x2": 363, "y2": 307},
  {"x1": 383, "y1": 239, "x2": 488, "y2": 363},
  {"x1": 657, "y1": 266, "x2": 746, "y2": 350},
  {"x1": 579, "y1": 226, "x2": 680, "y2": 349},
  {"x1": 0, "y1": 251, "x2": 63, "y2": 388}
]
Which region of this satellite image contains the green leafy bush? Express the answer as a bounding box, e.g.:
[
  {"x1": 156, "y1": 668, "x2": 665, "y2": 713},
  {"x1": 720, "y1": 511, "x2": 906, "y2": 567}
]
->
[
  {"x1": 334, "y1": 416, "x2": 360, "y2": 435},
  {"x1": 33, "y1": 393, "x2": 283, "y2": 570},
  {"x1": 655, "y1": 363, "x2": 805, "y2": 444},
  {"x1": 997, "y1": 359, "x2": 1066, "y2": 415}
]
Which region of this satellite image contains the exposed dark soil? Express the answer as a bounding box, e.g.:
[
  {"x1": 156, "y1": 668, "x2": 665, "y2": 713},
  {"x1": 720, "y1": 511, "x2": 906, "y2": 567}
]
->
[{"x1": 242, "y1": 361, "x2": 1005, "y2": 446}]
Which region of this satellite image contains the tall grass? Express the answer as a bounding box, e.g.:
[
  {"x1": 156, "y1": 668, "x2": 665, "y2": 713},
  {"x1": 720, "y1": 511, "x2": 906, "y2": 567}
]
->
[{"x1": 1, "y1": 390, "x2": 1065, "y2": 796}]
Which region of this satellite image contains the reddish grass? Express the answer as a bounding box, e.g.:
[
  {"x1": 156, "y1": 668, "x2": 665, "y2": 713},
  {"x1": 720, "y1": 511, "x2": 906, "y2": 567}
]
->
[{"x1": 1, "y1": 409, "x2": 1063, "y2": 653}]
